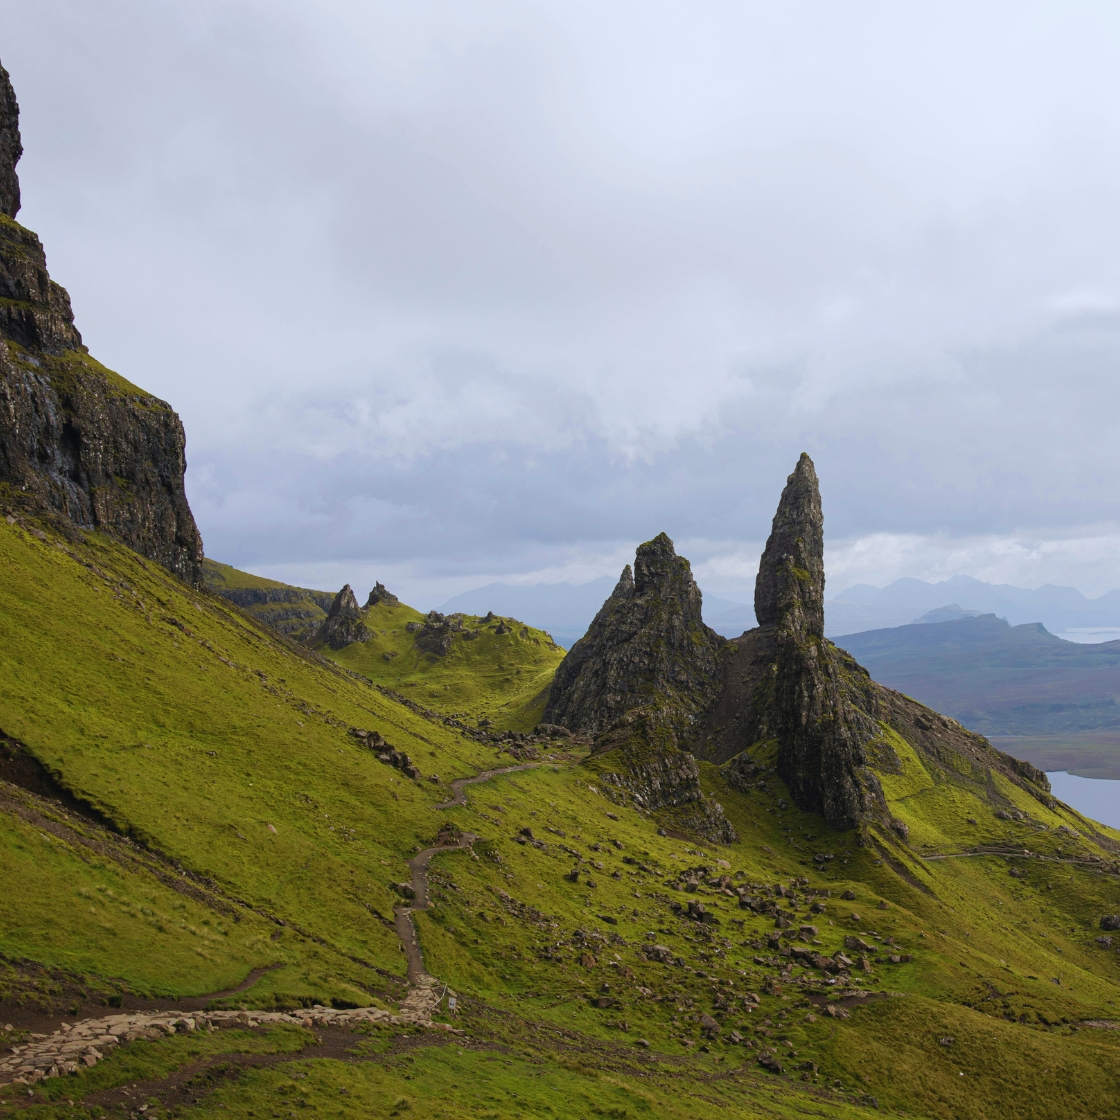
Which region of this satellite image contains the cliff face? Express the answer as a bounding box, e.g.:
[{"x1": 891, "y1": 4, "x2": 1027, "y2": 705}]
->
[
  {"x1": 543, "y1": 533, "x2": 725, "y2": 741},
  {"x1": 0, "y1": 61, "x2": 203, "y2": 585}
]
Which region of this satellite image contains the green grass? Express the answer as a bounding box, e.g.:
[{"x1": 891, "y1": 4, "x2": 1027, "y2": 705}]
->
[
  {"x1": 5, "y1": 513, "x2": 1120, "y2": 1118},
  {"x1": 321, "y1": 601, "x2": 565, "y2": 732}
]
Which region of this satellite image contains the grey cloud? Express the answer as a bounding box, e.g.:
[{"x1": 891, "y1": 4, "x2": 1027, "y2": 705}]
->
[{"x1": 3, "y1": 1, "x2": 1120, "y2": 599}]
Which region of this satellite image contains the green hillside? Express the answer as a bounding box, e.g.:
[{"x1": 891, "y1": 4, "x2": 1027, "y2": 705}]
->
[
  {"x1": 201, "y1": 559, "x2": 333, "y2": 642},
  {"x1": 4, "y1": 512, "x2": 1120, "y2": 1120},
  {"x1": 202, "y1": 560, "x2": 566, "y2": 731},
  {"x1": 317, "y1": 600, "x2": 566, "y2": 732}
]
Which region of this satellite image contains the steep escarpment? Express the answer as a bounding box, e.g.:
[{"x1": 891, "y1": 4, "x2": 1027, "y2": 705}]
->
[
  {"x1": 0, "y1": 61, "x2": 203, "y2": 585},
  {"x1": 543, "y1": 532, "x2": 725, "y2": 741}
]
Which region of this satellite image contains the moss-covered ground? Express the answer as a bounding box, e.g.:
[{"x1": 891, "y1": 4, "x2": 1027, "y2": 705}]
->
[
  {"x1": 3, "y1": 515, "x2": 1120, "y2": 1118},
  {"x1": 319, "y1": 600, "x2": 565, "y2": 733}
]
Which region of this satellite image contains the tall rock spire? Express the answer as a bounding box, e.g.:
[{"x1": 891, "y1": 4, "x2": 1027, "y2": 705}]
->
[
  {"x1": 0, "y1": 62, "x2": 21, "y2": 219},
  {"x1": 756, "y1": 453, "x2": 885, "y2": 831},
  {"x1": 754, "y1": 452, "x2": 824, "y2": 635},
  {"x1": 315, "y1": 585, "x2": 370, "y2": 649}
]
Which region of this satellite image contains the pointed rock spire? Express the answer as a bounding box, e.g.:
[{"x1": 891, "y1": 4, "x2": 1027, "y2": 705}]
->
[
  {"x1": 755, "y1": 454, "x2": 883, "y2": 831},
  {"x1": 365, "y1": 581, "x2": 398, "y2": 607},
  {"x1": 0, "y1": 62, "x2": 21, "y2": 219},
  {"x1": 754, "y1": 452, "x2": 824, "y2": 635},
  {"x1": 315, "y1": 584, "x2": 370, "y2": 649},
  {"x1": 542, "y1": 532, "x2": 723, "y2": 740}
]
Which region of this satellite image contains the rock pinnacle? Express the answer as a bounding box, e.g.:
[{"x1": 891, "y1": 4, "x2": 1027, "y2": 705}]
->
[{"x1": 754, "y1": 452, "x2": 824, "y2": 635}]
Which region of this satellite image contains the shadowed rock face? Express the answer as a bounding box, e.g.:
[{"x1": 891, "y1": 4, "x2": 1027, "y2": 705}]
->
[
  {"x1": 542, "y1": 532, "x2": 725, "y2": 741},
  {"x1": 760, "y1": 455, "x2": 883, "y2": 829},
  {"x1": 754, "y1": 452, "x2": 825, "y2": 635},
  {"x1": 0, "y1": 63, "x2": 20, "y2": 219},
  {"x1": 316, "y1": 585, "x2": 370, "y2": 649},
  {"x1": 714, "y1": 454, "x2": 883, "y2": 830},
  {"x1": 0, "y1": 61, "x2": 204, "y2": 586}
]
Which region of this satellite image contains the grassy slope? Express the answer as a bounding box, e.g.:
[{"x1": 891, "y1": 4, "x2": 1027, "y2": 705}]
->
[
  {"x1": 0, "y1": 517, "x2": 506, "y2": 1006},
  {"x1": 4, "y1": 518, "x2": 1120, "y2": 1118},
  {"x1": 319, "y1": 600, "x2": 566, "y2": 732},
  {"x1": 200, "y1": 559, "x2": 331, "y2": 641}
]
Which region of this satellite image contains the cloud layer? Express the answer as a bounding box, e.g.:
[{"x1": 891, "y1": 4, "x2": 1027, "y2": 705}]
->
[{"x1": 4, "y1": 1, "x2": 1120, "y2": 604}]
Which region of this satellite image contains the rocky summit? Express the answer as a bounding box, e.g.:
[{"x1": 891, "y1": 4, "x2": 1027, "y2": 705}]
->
[
  {"x1": 315, "y1": 584, "x2": 370, "y2": 648},
  {"x1": 0, "y1": 63, "x2": 202, "y2": 584},
  {"x1": 543, "y1": 532, "x2": 725, "y2": 741}
]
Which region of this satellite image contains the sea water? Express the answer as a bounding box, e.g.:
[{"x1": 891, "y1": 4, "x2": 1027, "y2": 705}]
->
[{"x1": 1046, "y1": 771, "x2": 1120, "y2": 830}]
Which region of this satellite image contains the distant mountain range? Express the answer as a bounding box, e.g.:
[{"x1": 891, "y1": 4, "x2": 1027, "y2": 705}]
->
[
  {"x1": 444, "y1": 572, "x2": 1120, "y2": 647},
  {"x1": 824, "y1": 574, "x2": 1120, "y2": 638},
  {"x1": 839, "y1": 613, "x2": 1120, "y2": 736}
]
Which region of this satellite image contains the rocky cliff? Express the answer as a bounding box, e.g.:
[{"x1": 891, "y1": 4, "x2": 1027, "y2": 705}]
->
[
  {"x1": 542, "y1": 532, "x2": 725, "y2": 741},
  {"x1": 544, "y1": 533, "x2": 734, "y2": 842},
  {"x1": 0, "y1": 61, "x2": 203, "y2": 585}
]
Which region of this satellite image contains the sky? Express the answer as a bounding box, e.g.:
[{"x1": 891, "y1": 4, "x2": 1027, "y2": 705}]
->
[{"x1": 4, "y1": 1, "x2": 1120, "y2": 607}]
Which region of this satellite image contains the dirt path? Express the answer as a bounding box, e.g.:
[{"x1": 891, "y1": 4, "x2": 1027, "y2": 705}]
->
[
  {"x1": 392, "y1": 764, "x2": 545, "y2": 999},
  {"x1": 2, "y1": 760, "x2": 552, "y2": 1095},
  {"x1": 435, "y1": 762, "x2": 544, "y2": 809}
]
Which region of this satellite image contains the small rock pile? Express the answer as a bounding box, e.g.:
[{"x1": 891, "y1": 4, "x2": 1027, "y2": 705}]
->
[{"x1": 0, "y1": 1001, "x2": 455, "y2": 1088}]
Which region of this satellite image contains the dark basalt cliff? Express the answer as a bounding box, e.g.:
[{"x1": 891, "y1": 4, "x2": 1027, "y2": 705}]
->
[
  {"x1": 0, "y1": 62, "x2": 203, "y2": 585},
  {"x1": 543, "y1": 532, "x2": 725, "y2": 741}
]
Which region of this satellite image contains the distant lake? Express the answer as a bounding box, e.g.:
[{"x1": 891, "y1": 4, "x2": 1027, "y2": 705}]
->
[
  {"x1": 1055, "y1": 627, "x2": 1120, "y2": 644},
  {"x1": 1046, "y1": 771, "x2": 1120, "y2": 829}
]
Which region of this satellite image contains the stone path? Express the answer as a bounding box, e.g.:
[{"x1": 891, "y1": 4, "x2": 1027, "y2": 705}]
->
[
  {"x1": 0, "y1": 1005, "x2": 458, "y2": 1088},
  {"x1": 2, "y1": 760, "x2": 545, "y2": 1090}
]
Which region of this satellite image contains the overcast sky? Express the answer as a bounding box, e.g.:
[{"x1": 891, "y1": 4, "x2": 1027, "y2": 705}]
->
[{"x1": 5, "y1": 1, "x2": 1120, "y2": 606}]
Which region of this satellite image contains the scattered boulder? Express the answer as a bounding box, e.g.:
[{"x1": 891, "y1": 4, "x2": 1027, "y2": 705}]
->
[{"x1": 1101, "y1": 916, "x2": 1120, "y2": 931}]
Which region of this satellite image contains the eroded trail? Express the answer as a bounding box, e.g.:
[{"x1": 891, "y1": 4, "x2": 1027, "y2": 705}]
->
[
  {"x1": 394, "y1": 766, "x2": 546, "y2": 985},
  {"x1": 435, "y1": 762, "x2": 543, "y2": 809},
  {"x1": 2, "y1": 761, "x2": 546, "y2": 1090}
]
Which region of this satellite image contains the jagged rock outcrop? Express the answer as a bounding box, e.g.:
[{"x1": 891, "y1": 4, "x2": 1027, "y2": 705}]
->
[
  {"x1": 366, "y1": 581, "x2": 399, "y2": 607},
  {"x1": 700, "y1": 453, "x2": 1056, "y2": 839},
  {"x1": 315, "y1": 585, "x2": 369, "y2": 649},
  {"x1": 0, "y1": 61, "x2": 203, "y2": 585},
  {"x1": 414, "y1": 611, "x2": 459, "y2": 657},
  {"x1": 543, "y1": 533, "x2": 725, "y2": 741},
  {"x1": 587, "y1": 708, "x2": 737, "y2": 845}
]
